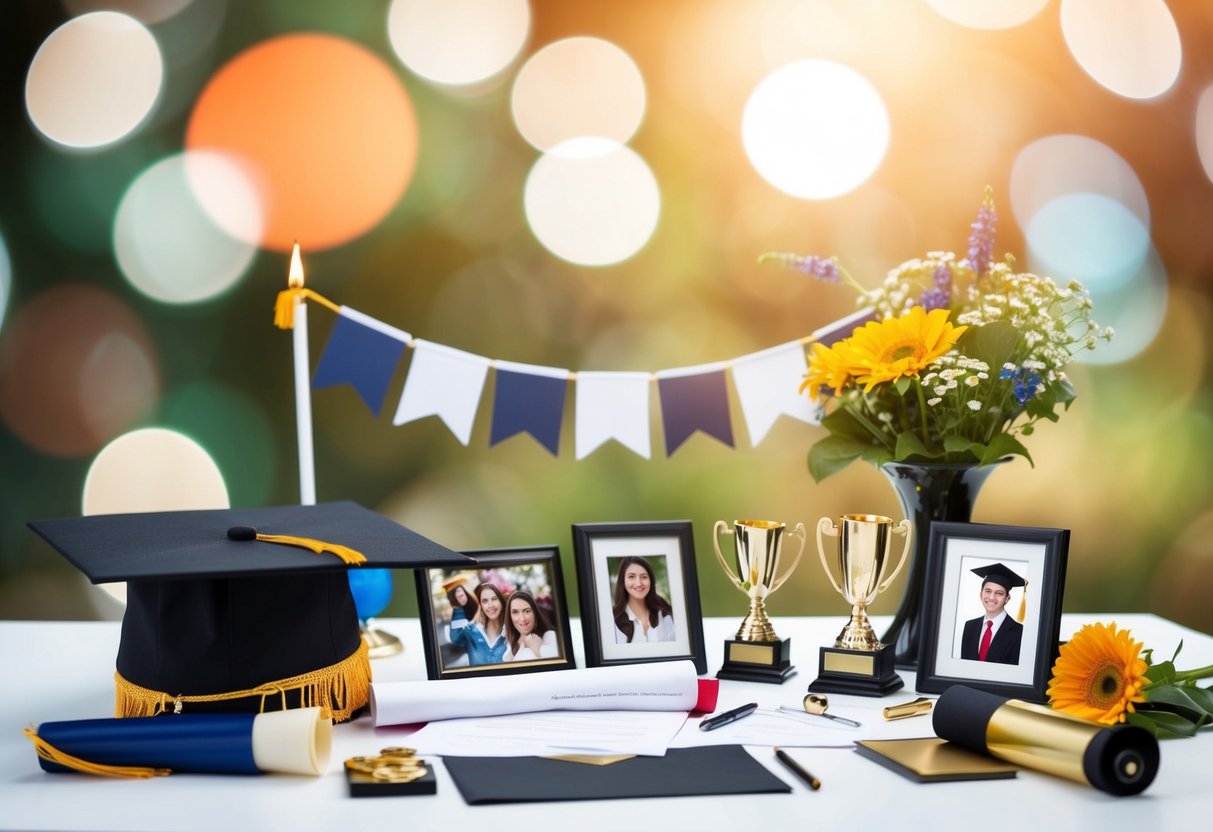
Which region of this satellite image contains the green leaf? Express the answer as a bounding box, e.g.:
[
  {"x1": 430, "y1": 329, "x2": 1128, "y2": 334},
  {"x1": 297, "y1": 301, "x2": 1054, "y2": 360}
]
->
[
  {"x1": 808, "y1": 437, "x2": 868, "y2": 482},
  {"x1": 1146, "y1": 685, "x2": 1213, "y2": 722},
  {"x1": 981, "y1": 432, "x2": 1033, "y2": 467},
  {"x1": 894, "y1": 431, "x2": 941, "y2": 461},
  {"x1": 1126, "y1": 709, "x2": 1200, "y2": 739},
  {"x1": 943, "y1": 435, "x2": 986, "y2": 460},
  {"x1": 1171, "y1": 640, "x2": 1184, "y2": 663},
  {"x1": 1146, "y1": 661, "x2": 1176, "y2": 686},
  {"x1": 894, "y1": 376, "x2": 913, "y2": 396},
  {"x1": 821, "y1": 406, "x2": 877, "y2": 442},
  {"x1": 959, "y1": 320, "x2": 1020, "y2": 370},
  {"x1": 1181, "y1": 685, "x2": 1213, "y2": 717}
]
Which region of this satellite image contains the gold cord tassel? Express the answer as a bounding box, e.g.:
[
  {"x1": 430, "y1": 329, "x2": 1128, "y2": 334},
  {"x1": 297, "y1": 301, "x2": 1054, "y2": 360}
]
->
[
  {"x1": 1017, "y1": 581, "x2": 1029, "y2": 624},
  {"x1": 274, "y1": 288, "x2": 302, "y2": 329},
  {"x1": 254, "y1": 532, "x2": 366, "y2": 565},
  {"x1": 23, "y1": 728, "x2": 171, "y2": 779},
  {"x1": 115, "y1": 640, "x2": 372, "y2": 722},
  {"x1": 273, "y1": 288, "x2": 341, "y2": 330}
]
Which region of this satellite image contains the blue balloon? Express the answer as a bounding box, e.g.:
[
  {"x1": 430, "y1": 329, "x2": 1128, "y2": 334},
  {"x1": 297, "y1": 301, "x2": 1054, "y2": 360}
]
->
[{"x1": 347, "y1": 569, "x2": 393, "y2": 622}]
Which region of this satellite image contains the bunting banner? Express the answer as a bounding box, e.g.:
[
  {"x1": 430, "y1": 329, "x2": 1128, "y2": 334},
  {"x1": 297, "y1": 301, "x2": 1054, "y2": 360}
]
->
[
  {"x1": 574, "y1": 372, "x2": 652, "y2": 460},
  {"x1": 392, "y1": 339, "x2": 491, "y2": 446},
  {"x1": 490, "y1": 360, "x2": 569, "y2": 456},
  {"x1": 311, "y1": 307, "x2": 410, "y2": 416},
  {"x1": 300, "y1": 288, "x2": 877, "y2": 460},
  {"x1": 731, "y1": 341, "x2": 821, "y2": 446},
  {"x1": 655, "y1": 363, "x2": 734, "y2": 456}
]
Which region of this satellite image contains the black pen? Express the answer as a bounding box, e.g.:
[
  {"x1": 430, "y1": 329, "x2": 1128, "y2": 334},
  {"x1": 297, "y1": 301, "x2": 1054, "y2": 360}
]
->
[
  {"x1": 698, "y1": 701, "x2": 759, "y2": 731},
  {"x1": 774, "y1": 747, "x2": 821, "y2": 791}
]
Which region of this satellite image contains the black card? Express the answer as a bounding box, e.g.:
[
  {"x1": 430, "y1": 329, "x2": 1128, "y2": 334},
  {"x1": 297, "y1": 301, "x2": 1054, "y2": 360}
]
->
[{"x1": 444, "y1": 745, "x2": 791, "y2": 804}]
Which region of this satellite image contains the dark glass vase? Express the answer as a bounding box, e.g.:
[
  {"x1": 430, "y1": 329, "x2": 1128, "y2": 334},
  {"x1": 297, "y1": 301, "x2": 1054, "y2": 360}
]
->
[{"x1": 879, "y1": 460, "x2": 1005, "y2": 669}]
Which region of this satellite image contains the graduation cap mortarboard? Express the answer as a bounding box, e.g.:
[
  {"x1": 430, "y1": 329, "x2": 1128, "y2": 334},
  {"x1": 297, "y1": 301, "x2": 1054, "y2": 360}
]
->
[
  {"x1": 970, "y1": 562, "x2": 1029, "y2": 623},
  {"x1": 29, "y1": 501, "x2": 473, "y2": 722}
]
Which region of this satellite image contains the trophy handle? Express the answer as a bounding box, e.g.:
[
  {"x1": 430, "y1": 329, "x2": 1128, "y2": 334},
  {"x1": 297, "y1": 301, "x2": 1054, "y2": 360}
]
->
[
  {"x1": 768, "y1": 522, "x2": 806, "y2": 593},
  {"x1": 876, "y1": 519, "x2": 913, "y2": 594},
  {"x1": 712, "y1": 520, "x2": 745, "y2": 591},
  {"x1": 815, "y1": 517, "x2": 845, "y2": 596}
]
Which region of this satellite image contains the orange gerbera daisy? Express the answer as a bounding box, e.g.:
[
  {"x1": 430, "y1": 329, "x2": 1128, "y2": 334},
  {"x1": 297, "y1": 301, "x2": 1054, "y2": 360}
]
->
[
  {"x1": 1047, "y1": 621, "x2": 1148, "y2": 725},
  {"x1": 801, "y1": 341, "x2": 854, "y2": 400},
  {"x1": 841, "y1": 306, "x2": 966, "y2": 392}
]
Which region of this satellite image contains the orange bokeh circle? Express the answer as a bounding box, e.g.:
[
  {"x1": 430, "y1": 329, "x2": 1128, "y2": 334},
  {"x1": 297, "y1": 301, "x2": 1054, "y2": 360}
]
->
[{"x1": 186, "y1": 33, "x2": 418, "y2": 252}]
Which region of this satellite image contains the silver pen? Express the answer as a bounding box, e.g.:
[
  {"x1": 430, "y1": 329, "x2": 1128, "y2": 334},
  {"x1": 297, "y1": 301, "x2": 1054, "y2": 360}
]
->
[{"x1": 777, "y1": 705, "x2": 862, "y2": 728}]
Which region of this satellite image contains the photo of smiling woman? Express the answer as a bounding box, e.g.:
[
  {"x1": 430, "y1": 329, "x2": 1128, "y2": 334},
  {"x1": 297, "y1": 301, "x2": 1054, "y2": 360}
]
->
[
  {"x1": 449, "y1": 582, "x2": 508, "y2": 665},
  {"x1": 612, "y1": 555, "x2": 676, "y2": 643},
  {"x1": 503, "y1": 591, "x2": 560, "y2": 662}
]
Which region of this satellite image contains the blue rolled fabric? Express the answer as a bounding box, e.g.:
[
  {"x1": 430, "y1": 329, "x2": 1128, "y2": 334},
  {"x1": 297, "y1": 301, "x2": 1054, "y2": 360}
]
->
[{"x1": 36, "y1": 714, "x2": 260, "y2": 775}]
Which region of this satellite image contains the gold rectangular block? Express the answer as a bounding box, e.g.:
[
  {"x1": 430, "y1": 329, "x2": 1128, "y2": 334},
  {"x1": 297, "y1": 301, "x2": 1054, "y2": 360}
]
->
[
  {"x1": 728, "y1": 642, "x2": 775, "y2": 664},
  {"x1": 822, "y1": 651, "x2": 875, "y2": 676}
]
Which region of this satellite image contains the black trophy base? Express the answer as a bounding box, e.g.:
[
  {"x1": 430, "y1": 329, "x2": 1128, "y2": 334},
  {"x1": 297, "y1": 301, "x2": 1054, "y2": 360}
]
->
[
  {"x1": 808, "y1": 643, "x2": 904, "y2": 697},
  {"x1": 716, "y1": 637, "x2": 797, "y2": 685}
]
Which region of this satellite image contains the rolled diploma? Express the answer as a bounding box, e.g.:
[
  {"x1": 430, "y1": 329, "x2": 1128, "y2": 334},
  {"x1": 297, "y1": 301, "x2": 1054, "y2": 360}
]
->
[
  {"x1": 35, "y1": 707, "x2": 331, "y2": 776},
  {"x1": 371, "y1": 660, "x2": 701, "y2": 726}
]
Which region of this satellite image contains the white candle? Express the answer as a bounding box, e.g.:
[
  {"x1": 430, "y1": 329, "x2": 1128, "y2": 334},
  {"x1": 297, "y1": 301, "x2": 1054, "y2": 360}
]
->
[{"x1": 289, "y1": 243, "x2": 317, "y2": 506}]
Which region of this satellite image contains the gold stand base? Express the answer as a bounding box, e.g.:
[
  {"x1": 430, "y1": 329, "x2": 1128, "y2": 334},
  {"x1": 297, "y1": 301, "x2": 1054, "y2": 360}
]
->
[
  {"x1": 716, "y1": 637, "x2": 796, "y2": 684},
  {"x1": 809, "y1": 643, "x2": 903, "y2": 697},
  {"x1": 362, "y1": 626, "x2": 404, "y2": 659}
]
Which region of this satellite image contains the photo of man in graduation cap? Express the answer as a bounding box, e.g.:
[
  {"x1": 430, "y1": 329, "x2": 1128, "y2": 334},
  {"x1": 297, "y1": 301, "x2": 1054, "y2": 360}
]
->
[{"x1": 959, "y1": 562, "x2": 1028, "y2": 665}]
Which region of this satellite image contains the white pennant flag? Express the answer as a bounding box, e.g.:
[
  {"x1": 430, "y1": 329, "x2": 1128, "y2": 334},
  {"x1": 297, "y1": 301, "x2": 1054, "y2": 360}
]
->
[
  {"x1": 731, "y1": 341, "x2": 821, "y2": 446},
  {"x1": 393, "y1": 339, "x2": 491, "y2": 445},
  {"x1": 575, "y1": 371, "x2": 652, "y2": 460}
]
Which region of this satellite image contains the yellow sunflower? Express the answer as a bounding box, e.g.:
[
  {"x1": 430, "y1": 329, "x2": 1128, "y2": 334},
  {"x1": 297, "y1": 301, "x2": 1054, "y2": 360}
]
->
[
  {"x1": 801, "y1": 341, "x2": 854, "y2": 400},
  {"x1": 841, "y1": 306, "x2": 966, "y2": 392},
  {"x1": 1047, "y1": 621, "x2": 1148, "y2": 725}
]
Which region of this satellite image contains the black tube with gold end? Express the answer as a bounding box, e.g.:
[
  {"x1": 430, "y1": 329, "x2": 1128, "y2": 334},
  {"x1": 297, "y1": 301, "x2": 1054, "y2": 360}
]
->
[{"x1": 933, "y1": 685, "x2": 1159, "y2": 796}]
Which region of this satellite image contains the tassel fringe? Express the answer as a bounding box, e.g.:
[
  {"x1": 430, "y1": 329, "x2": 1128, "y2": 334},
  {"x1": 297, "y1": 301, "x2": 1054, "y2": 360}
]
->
[
  {"x1": 273, "y1": 288, "x2": 341, "y2": 330},
  {"x1": 23, "y1": 727, "x2": 171, "y2": 779},
  {"x1": 1017, "y1": 581, "x2": 1029, "y2": 624},
  {"x1": 114, "y1": 639, "x2": 371, "y2": 723}
]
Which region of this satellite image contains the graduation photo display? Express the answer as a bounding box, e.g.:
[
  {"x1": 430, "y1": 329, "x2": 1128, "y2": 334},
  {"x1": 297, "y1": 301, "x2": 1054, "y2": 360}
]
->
[
  {"x1": 414, "y1": 545, "x2": 576, "y2": 680},
  {"x1": 915, "y1": 522, "x2": 1070, "y2": 701}
]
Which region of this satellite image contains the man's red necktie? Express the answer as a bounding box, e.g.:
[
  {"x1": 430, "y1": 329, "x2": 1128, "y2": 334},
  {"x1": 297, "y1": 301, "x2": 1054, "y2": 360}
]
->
[{"x1": 978, "y1": 620, "x2": 993, "y2": 661}]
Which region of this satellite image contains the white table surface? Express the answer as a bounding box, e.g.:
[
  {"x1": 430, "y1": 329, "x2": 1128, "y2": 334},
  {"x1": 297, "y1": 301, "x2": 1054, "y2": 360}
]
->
[{"x1": 1, "y1": 614, "x2": 1209, "y2": 831}]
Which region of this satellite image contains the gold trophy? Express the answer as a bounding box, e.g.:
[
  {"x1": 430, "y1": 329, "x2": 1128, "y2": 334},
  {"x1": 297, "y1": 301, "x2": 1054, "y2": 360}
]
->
[
  {"x1": 712, "y1": 519, "x2": 806, "y2": 684},
  {"x1": 809, "y1": 514, "x2": 911, "y2": 696}
]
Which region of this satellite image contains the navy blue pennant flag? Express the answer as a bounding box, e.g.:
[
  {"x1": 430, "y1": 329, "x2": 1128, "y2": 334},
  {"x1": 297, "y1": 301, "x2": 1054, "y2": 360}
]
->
[
  {"x1": 312, "y1": 310, "x2": 410, "y2": 416},
  {"x1": 657, "y1": 366, "x2": 734, "y2": 455},
  {"x1": 489, "y1": 362, "x2": 568, "y2": 456}
]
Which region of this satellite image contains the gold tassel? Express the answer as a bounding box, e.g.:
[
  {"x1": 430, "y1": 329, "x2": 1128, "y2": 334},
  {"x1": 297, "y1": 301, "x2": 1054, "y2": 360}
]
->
[
  {"x1": 273, "y1": 287, "x2": 341, "y2": 330},
  {"x1": 253, "y1": 532, "x2": 366, "y2": 565},
  {"x1": 115, "y1": 639, "x2": 372, "y2": 722},
  {"x1": 1017, "y1": 581, "x2": 1029, "y2": 624},
  {"x1": 273, "y1": 288, "x2": 302, "y2": 329},
  {"x1": 23, "y1": 728, "x2": 171, "y2": 779}
]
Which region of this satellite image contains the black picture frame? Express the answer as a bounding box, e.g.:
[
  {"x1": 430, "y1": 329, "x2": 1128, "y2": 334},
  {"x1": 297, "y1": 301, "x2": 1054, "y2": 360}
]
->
[
  {"x1": 414, "y1": 545, "x2": 576, "y2": 680},
  {"x1": 572, "y1": 521, "x2": 707, "y2": 674},
  {"x1": 916, "y1": 521, "x2": 1069, "y2": 702}
]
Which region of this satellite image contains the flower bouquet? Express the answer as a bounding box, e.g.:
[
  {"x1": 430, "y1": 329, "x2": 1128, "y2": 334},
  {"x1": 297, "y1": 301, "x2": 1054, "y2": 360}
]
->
[
  {"x1": 1048, "y1": 621, "x2": 1213, "y2": 738},
  {"x1": 761, "y1": 189, "x2": 1113, "y2": 482}
]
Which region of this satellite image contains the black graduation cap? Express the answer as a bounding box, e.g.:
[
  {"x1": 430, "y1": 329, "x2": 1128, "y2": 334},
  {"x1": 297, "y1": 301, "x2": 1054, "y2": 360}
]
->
[
  {"x1": 969, "y1": 562, "x2": 1026, "y2": 593},
  {"x1": 970, "y1": 561, "x2": 1029, "y2": 623},
  {"x1": 28, "y1": 501, "x2": 473, "y2": 722}
]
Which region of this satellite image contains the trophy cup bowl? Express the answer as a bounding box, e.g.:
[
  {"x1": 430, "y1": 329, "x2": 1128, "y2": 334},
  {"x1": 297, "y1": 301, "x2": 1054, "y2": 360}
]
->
[
  {"x1": 809, "y1": 514, "x2": 911, "y2": 697},
  {"x1": 817, "y1": 514, "x2": 911, "y2": 649},
  {"x1": 712, "y1": 519, "x2": 805, "y2": 684}
]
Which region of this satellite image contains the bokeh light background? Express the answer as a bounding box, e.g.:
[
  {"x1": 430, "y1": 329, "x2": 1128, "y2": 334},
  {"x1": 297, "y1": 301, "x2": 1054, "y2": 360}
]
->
[{"x1": 2, "y1": 0, "x2": 1212, "y2": 635}]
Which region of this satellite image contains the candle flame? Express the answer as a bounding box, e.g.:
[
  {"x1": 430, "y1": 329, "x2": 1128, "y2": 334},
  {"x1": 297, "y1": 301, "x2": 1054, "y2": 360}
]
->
[{"x1": 288, "y1": 242, "x2": 304, "y2": 288}]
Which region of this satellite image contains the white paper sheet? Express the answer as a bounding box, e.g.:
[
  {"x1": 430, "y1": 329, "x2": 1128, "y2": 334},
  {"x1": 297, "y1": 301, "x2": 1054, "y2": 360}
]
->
[
  {"x1": 370, "y1": 660, "x2": 700, "y2": 727},
  {"x1": 407, "y1": 710, "x2": 688, "y2": 757}
]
